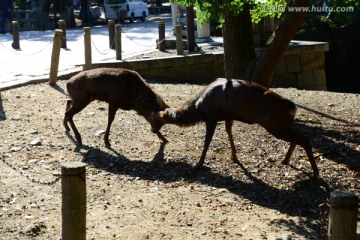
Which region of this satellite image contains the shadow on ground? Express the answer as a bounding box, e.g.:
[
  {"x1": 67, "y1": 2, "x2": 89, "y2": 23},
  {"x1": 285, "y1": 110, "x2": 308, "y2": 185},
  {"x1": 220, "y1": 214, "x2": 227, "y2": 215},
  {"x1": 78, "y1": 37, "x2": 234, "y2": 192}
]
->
[
  {"x1": 0, "y1": 95, "x2": 6, "y2": 121},
  {"x1": 296, "y1": 104, "x2": 360, "y2": 175},
  {"x1": 76, "y1": 140, "x2": 326, "y2": 239}
]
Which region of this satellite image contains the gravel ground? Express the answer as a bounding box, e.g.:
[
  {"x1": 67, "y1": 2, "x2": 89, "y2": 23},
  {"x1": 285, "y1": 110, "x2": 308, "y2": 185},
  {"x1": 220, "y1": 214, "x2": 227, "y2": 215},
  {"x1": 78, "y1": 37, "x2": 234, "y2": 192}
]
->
[{"x1": 0, "y1": 69, "x2": 359, "y2": 239}]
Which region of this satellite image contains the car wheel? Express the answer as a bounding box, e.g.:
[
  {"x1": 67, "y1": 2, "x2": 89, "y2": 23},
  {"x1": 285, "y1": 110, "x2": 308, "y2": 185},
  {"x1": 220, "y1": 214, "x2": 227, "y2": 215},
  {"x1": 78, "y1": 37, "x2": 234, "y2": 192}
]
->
[
  {"x1": 130, "y1": 13, "x2": 135, "y2": 23},
  {"x1": 141, "y1": 12, "x2": 146, "y2": 22}
]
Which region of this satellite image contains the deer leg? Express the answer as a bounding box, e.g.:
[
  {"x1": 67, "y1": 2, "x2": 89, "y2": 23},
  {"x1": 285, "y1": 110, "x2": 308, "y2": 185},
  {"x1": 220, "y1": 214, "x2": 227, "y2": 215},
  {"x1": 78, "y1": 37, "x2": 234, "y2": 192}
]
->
[
  {"x1": 194, "y1": 121, "x2": 217, "y2": 169},
  {"x1": 225, "y1": 120, "x2": 240, "y2": 165},
  {"x1": 104, "y1": 104, "x2": 117, "y2": 148},
  {"x1": 300, "y1": 140, "x2": 319, "y2": 177},
  {"x1": 282, "y1": 143, "x2": 296, "y2": 165},
  {"x1": 64, "y1": 101, "x2": 88, "y2": 146},
  {"x1": 156, "y1": 131, "x2": 168, "y2": 143},
  {"x1": 275, "y1": 129, "x2": 319, "y2": 177},
  {"x1": 63, "y1": 99, "x2": 72, "y2": 131}
]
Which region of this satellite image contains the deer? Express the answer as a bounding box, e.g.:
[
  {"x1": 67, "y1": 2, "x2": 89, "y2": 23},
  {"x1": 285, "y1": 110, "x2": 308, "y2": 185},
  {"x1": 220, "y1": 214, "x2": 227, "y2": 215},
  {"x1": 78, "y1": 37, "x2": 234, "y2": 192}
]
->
[
  {"x1": 63, "y1": 68, "x2": 169, "y2": 147},
  {"x1": 152, "y1": 78, "x2": 319, "y2": 177}
]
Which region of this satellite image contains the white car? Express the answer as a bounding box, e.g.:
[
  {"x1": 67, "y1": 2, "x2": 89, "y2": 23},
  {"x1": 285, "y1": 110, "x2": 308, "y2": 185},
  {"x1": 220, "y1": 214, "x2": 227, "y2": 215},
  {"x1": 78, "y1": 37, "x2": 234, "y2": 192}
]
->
[{"x1": 104, "y1": 0, "x2": 149, "y2": 23}]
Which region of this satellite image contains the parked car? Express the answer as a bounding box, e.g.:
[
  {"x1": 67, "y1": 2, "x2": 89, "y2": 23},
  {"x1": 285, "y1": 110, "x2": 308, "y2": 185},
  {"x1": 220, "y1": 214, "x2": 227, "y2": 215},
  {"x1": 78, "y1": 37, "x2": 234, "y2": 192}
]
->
[{"x1": 104, "y1": 0, "x2": 149, "y2": 23}]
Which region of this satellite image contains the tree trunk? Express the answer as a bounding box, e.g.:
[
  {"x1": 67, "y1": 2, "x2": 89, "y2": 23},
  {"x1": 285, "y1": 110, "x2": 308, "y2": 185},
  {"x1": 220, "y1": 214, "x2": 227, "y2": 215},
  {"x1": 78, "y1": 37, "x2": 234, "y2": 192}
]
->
[
  {"x1": 250, "y1": 0, "x2": 310, "y2": 87},
  {"x1": 223, "y1": 3, "x2": 255, "y2": 80}
]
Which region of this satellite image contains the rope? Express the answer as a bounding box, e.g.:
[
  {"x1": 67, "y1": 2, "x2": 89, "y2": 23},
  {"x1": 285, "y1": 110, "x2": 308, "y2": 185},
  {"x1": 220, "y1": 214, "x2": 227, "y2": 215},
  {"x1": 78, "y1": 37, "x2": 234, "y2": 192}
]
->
[
  {"x1": 121, "y1": 28, "x2": 174, "y2": 48},
  {"x1": 0, "y1": 39, "x2": 53, "y2": 56},
  {"x1": 1, "y1": 155, "x2": 61, "y2": 185},
  {"x1": 91, "y1": 38, "x2": 114, "y2": 55}
]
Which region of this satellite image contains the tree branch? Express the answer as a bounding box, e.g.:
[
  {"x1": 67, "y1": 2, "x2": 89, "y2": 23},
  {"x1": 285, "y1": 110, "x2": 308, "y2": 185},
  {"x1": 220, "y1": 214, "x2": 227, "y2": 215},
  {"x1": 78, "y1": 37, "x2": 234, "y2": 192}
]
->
[{"x1": 250, "y1": 0, "x2": 310, "y2": 87}]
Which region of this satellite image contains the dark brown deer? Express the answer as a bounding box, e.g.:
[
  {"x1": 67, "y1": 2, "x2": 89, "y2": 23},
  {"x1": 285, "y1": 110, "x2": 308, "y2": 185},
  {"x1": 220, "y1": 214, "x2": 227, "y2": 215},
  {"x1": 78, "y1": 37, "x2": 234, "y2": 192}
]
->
[
  {"x1": 64, "y1": 68, "x2": 169, "y2": 147},
  {"x1": 153, "y1": 78, "x2": 319, "y2": 177}
]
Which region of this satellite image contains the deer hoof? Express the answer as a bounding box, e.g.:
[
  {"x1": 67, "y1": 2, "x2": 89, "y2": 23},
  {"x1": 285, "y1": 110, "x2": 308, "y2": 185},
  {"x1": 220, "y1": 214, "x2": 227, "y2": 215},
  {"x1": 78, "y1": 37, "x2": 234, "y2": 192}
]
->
[
  {"x1": 194, "y1": 162, "x2": 204, "y2": 169},
  {"x1": 232, "y1": 157, "x2": 241, "y2": 165},
  {"x1": 313, "y1": 170, "x2": 320, "y2": 178},
  {"x1": 281, "y1": 159, "x2": 290, "y2": 165}
]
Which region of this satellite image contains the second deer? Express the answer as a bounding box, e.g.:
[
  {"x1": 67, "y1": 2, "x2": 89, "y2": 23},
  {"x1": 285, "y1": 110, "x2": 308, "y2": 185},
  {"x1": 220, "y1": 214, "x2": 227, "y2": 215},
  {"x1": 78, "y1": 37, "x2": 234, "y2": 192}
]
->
[
  {"x1": 152, "y1": 78, "x2": 319, "y2": 177},
  {"x1": 64, "y1": 68, "x2": 169, "y2": 147}
]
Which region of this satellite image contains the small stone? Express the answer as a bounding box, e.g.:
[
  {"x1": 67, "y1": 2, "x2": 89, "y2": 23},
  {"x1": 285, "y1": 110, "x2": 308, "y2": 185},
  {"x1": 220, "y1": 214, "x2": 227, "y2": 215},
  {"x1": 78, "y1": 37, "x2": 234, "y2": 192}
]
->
[
  {"x1": 11, "y1": 115, "x2": 22, "y2": 120},
  {"x1": 216, "y1": 188, "x2": 229, "y2": 194},
  {"x1": 29, "y1": 130, "x2": 38, "y2": 134},
  {"x1": 10, "y1": 146, "x2": 21, "y2": 152},
  {"x1": 29, "y1": 138, "x2": 42, "y2": 146},
  {"x1": 94, "y1": 130, "x2": 105, "y2": 136}
]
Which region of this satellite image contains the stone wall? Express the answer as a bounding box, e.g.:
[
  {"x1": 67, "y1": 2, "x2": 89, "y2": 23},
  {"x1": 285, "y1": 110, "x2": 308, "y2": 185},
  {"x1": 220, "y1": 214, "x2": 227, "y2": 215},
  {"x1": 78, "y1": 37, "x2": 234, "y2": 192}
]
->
[
  {"x1": 91, "y1": 41, "x2": 328, "y2": 90},
  {"x1": 270, "y1": 41, "x2": 328, "y2": 90}
]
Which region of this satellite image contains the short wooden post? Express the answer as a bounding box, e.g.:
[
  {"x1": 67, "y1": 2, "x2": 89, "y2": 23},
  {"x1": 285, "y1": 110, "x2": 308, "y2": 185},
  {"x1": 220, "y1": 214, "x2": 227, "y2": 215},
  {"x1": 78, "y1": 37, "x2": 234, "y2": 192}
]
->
[
  {"x1": 186, "y1": 6, "x2": 196, "y2": 52},
  {"x1": 108, "y1": 19, "x2": 115, "y2": 49},
  {"x1": 58, "y1": 19, "x2": 67, "y2": 48},
  {"x1": 84, "y1": 27, "x2": 92, "y2": 70},
  {"x1": 328, "y1": 191, "x2": 359, "y2": 240},
  {"x1": 158, "y1": 21, "x2": 166, "y2": 52},
  {"x1": 49, "y1": 29, "x2": 63, "y2": 85},
  {"x1": 61, "y1": 162, "x2": 86, "y2": 240},
  {"x1": 115, "y1": 24, "x2": 122, "y2": 60},
  {"x1": 174, "y1": 25, "x2": 183, "y2": 55},
  {"x1": 11, "y1": 21, "x2": 20, "y2": 49}
]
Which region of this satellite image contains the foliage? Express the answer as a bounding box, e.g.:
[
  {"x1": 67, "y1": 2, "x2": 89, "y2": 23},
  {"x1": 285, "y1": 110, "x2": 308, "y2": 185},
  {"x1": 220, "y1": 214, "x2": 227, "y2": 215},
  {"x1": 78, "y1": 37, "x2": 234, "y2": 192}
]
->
[
  {"x1": 329, "y1": 0, "x2": 360, "y2": 26},
  {"x1": 295, "y1": 15, "x2": 336, "y2": 41},
  {"x1": 13, "y1": 0, "x2": 26, "y2": 9},
  {"x1": 296, "y1": 0, "x2": 360, "y2": 41},
  {"x1": 172, "y1": 0, "x2": 286, "y2": 23},
  {"x1": 173, "y1": 0, "x2": 359, "y2": 25}
]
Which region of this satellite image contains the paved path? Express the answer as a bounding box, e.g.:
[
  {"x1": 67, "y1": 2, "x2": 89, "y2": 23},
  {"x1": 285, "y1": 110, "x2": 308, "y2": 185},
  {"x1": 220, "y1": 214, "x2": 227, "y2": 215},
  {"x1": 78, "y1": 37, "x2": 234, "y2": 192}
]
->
[{"x1": 0, "y1": 14, "x2": 174, "y2": 90}]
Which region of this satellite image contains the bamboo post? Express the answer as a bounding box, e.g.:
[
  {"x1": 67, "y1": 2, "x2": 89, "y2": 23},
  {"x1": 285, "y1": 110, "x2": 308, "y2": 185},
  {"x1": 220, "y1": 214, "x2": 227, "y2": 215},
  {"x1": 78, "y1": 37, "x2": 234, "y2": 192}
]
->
[
  {"x1": 174, "y1": 25, "x2": 183, "y2": 55},
  {"x1": 115, "y1": 24, "x2": 122, "y2": 60},
  {"x1": 328, "y1": 191, "x2": 359, "y2": 240},
  {"x1": 61, "y1": 162, "x2": 86, "y2": 240},
  {"x1": 84, "y1": 27, "x2": 92, "y2": 70},
  {"x1": 49, "y1": 29, "x2": 63, "y2": 85},
  {"x1": 158, "y1": 21, "x2": 166, "y2": 52},
  {"x1": 108, "y1": 19, "x2": 115, "y2": 49},
  {"x1": 11, "y1": 21, "x2": 20, "y2": 49},
  {"x1": 58, "y1": 20, "x2": 67, "y2": 48}
]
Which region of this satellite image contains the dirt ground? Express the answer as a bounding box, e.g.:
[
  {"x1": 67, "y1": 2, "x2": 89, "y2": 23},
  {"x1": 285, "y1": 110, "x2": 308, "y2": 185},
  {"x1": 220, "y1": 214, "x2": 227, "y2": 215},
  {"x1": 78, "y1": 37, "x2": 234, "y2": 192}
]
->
[{"x1": 0, "y1": 79, "x2": 359, "y2": 239}]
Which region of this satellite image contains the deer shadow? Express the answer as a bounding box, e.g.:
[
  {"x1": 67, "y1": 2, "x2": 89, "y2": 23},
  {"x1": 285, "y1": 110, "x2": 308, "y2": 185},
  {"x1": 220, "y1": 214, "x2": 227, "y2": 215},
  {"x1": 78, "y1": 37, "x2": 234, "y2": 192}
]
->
[
  {"x1": 76, "y1": 141, "x2": 327, "y2": 239},
  {"x1": 295, "y1": 104, "x2": 360, "y2": 175},
  {"x1": 0, "y1": 95, "x2": 6, "y2": 121}
]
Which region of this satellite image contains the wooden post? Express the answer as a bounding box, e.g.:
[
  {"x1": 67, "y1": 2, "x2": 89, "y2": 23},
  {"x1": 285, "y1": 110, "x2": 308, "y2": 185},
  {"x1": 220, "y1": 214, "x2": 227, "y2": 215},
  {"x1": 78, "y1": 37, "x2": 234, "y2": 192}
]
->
[
  {"x1": 186, "y1": 6, "x2": 196, "y2": 52},
  {"x1": 115, "y1": 24, "x2": 122, "y2": 60},
  {"x1": 328, "y1": 191, "x2": 359, "y2": 240},
  {"x1": 84, "y1": 27, "x2": 92, "y2": 70},
  {"x1": 49, "y1": 29, "x2": 63, "y2": 85},
  {"x1": 11, "y1": 21, "x2": 20, "y2": 49},
  {"x1": 108, "y1": 19, "x2": 115, "y2": 49},
  {"x1": 58, "y1": 20, "x2": 67, "y2": 48},
  {"x1": 175, "y1": 25, "x2": 183, "y2": 55},
  {"x1": 158, "y1": 21, "x2": 166, "y2": 52},
  {"x1": 61, "y1": 162, "x2": 86, "y2": 240}
]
